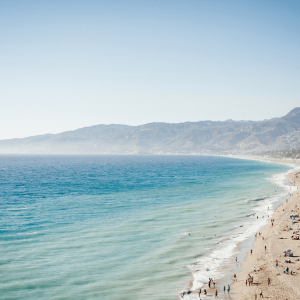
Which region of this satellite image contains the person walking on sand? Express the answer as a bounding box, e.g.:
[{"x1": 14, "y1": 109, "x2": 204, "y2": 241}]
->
[
  {"x1": 215, "y1": 289, "x2": 218, "y2": 298},
  {"x1": 255, "y1": 293, "x2": 257, "y2": 300},
  {"x1": 260, "y1": 289, "x2": 263, "y2": 298},
  {"x1": 204, "y1": 289, "x2": 207, "y2": 296},
  {"x1": 227, "y1": 285, "x2": 230, "y2": 293}
]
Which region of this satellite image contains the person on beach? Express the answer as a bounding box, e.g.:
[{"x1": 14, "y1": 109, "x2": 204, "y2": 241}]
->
[
  {"x1": 215, "y1": 289, "x2": 218, "y2": 298},
  {"x1": 227, "y1": 285, "x2": 230, "y2": 293},
  {"x1": 246, "y1": 279, "x2": 248, "y2": 286},
  {"x1": 265, "y1": 245, "x2": 266, "y2": 251},
  {"x1": 223, "y1": 286, "x2": 225, "y2": 294},
  {"x1": 268, "y1": 278, "x2": 270, "y2": 286},
  {"x1": 255, "y1": 293, "x2": 257, "y2": 300},
  {"x1": 208, "y1": 280, "x2": 211, "y2": 288},
  {"x1": 213, "y1": 281, "x2": 215, "y2": 288},
  {"x1": 204, "y1": 289, "x2": 207, "y2": 296},
  {"x1": 259, "y1": 289, "x2": 263, "y2": 298},
  {"x1": 199, "y1": 288, "x2": 201, "y2": 297}
]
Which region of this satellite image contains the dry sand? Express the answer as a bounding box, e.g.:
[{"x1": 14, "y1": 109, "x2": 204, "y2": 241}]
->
[
  {"x1": 181, "y1": 157, "x2": 300, "y2": 300},
  {"x1": 230, "y1": 171, "x2": 300, "y2": 299}
]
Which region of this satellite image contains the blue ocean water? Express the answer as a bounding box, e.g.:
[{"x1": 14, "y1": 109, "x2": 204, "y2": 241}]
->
[{"x1": 0, "y1": 155, "x2": 291, "y2": 299}]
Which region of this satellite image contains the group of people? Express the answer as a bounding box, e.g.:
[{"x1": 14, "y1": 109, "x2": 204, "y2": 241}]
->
[
  {"x1": 208, "y1": 278, "x2": 215, "y2": 288},
  {"x1": 255, "y1": 231, "x2": 264, "y2": 240},
  {"x1": 198, "y1": 288, "x2": 219, "y2": 299},
  {"x1": 224, "y1": 285, "x2": 230, "y2": 293},
  {"x1": 270, "y1": 217, "x2": 275, "y2": 223},
  {"x1": 198, "y1": 287, "x2": 206, "y2": 297},
  {"x1": 197, "y1": 280, "x2": 230, "y2": 299},
  {"x1": 246, "y1": 275, "x2": 270, "y2": 297},
  {"x1": 246, "y1": 274, "x2": 254, "y2": 286}
]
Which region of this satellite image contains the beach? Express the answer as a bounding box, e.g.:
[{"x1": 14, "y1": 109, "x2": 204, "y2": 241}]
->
[
  {"x1": 229, "y1": 169, "x2": 300, "y2": 299},
  {"x1": 180, "y1": 158, "x2": 300, "y2": 300}
]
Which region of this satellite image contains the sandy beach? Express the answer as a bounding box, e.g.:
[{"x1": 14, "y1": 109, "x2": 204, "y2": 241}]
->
[
  {"x1": 180, "y1": 157, "x2": 300, "y2": 300},
  {"x1": 230, "y1": 169, "x2": 300, "y2": 299}
]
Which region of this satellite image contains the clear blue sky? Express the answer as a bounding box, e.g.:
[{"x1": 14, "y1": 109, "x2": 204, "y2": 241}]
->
[{"x1": 0, "y1": 0, "x2": 299, "y2": 139}]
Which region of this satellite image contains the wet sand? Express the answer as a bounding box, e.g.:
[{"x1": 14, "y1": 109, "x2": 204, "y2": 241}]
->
[
  {"x1": 180, "y1": 157, "x2": 300, "y2": 300},
  {"x1": 230, "y1": 171, "x2": 300, "y2": 299}
]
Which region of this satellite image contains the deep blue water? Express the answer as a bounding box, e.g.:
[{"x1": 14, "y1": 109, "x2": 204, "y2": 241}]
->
[{"x1": 0, "y1": 155, "x2": 290, "y2": 299}]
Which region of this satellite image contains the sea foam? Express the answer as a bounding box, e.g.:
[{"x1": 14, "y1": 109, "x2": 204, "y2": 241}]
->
[{"x1": 180, "y1": 166, "x2": 299, "y2": 299}]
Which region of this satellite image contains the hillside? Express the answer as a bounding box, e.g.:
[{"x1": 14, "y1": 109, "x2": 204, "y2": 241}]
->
[{"x1": 1, "y1": 108, "x2": 300, "y2": 155}]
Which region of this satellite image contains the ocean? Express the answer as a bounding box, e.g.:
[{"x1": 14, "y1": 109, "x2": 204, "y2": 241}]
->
[{"x1": 0, "y1": 155, "x2": 294, "y2": 299}]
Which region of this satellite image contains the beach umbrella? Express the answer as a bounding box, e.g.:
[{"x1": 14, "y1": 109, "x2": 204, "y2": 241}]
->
[{"x1": 283, "y1": 249, "x2": 292, "y2": 253}]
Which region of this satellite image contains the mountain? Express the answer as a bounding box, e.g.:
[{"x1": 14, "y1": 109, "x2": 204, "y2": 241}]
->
[{"x1": 1, "y1": 108, "x2": 300, "y2": 155}]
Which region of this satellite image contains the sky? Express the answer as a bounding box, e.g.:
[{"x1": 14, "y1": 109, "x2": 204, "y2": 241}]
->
[{"x1": 0, "y1": 0, "x2": 299, "y2": 139}]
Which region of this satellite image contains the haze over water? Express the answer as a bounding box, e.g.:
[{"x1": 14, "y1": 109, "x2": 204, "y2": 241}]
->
[{"x1": 0, "y1": 155, "x2": 291, "y2": 299}]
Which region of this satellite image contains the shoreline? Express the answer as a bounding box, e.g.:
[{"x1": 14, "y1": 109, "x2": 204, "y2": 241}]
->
[
  {"x1": 229, "y1": 168, "x2": 300, "y2": 299},
  {"x1": 180, "y1": 156, "x2": 300, "y2": 300}
]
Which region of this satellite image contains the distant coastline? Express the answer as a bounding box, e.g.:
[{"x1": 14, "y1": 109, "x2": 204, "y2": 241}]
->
[{"x1": 1, "y1": 108, "x2": 300, "y2": 156}]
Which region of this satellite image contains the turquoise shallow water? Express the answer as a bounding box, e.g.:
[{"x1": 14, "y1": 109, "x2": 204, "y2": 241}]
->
[{"x1": 0, "y1": 155, "x2": 291, "y2": 299}]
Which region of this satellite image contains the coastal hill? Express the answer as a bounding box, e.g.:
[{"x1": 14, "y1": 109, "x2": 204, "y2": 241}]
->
[{"x1": 1, "y1": 108, "x2": 300, "y2": 155}]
